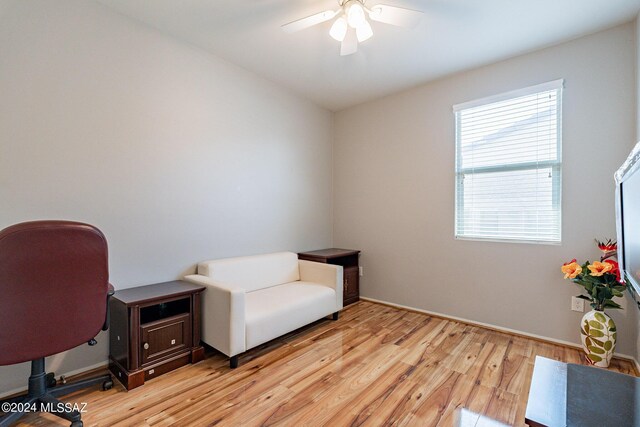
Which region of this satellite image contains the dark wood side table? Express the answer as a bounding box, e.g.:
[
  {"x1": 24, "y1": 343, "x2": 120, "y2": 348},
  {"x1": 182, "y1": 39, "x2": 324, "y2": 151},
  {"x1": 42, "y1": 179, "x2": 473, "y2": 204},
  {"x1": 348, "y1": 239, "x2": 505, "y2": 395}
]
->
[
  {"x1": 298, "y1": 248, "x2": 360, "y2": 306},
  {"x1": 109, "y1": 280, "x2": 205, "y2": 390}
]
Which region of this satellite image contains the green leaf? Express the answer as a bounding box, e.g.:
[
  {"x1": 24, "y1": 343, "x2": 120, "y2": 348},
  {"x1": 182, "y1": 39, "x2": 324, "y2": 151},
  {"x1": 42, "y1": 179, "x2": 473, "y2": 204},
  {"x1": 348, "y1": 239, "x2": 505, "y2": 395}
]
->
[
  {"x1": 590, "y1": 330, "x2": 604, "y2": 338},
  {"x1": 584, "y1": 321, "x2": 590, "y2": 334},
  {"x1": 585, "y1": 337, "x2": 593, "y2": 347},
  {"x1": 588, "y1": 346, "x2": 605, "y2": 354},
  {"x1": 594, "y1": 312, "x2": 606, "y2": 322},
  {"x1": 588, "y1": 320, "x2": 603, "y2": 329},
  {"x1": 603, "y1": 300, "x2": 622, "y2": 309},
  {"x1": 591, "y1": 338, "x2": 605, "y2": 347},
  {"x1": 608, "y1": 319, "x2": 615, "y2": 328},
  {"x1": 588, "y1": 354, "x2": 603, "y2": 363},
  {"x1": 604, "y1": 341, "x2": 613, "y2": 351},
  {"x1": 613, "y1": 332, "x2": 617, "y2": 340}
]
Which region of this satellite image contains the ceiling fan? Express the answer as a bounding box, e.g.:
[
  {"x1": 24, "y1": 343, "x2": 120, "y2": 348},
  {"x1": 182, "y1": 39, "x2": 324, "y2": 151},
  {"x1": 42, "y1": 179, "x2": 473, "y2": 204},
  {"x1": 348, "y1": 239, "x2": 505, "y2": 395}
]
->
[{"x1": 281, "y1": 0, "x2": 423, "y2": 56}]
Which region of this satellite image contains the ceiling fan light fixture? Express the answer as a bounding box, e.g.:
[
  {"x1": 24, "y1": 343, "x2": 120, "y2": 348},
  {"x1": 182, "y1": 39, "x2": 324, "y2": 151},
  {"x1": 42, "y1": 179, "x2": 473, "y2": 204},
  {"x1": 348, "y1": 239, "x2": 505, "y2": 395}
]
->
[
  {"x1": 329, "y1": 16, "x2": 348, "y2": 41},
  {"x1": 346, "y1": 2, "x2": 367, "y2": 29},
  {"x1": 282, "y1": 1, "x2": 424, "y2": 56},
  {"x1": 356, "y1": 19, "x2": 373, "y2": 42}
]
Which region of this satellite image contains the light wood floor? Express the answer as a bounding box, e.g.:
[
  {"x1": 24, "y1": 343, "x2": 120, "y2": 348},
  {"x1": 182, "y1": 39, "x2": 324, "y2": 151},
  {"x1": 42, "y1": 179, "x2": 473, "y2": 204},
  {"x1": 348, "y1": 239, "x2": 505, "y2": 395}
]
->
[{"x1": 15, "y1": 301, "x2": 637, "y2": 427}]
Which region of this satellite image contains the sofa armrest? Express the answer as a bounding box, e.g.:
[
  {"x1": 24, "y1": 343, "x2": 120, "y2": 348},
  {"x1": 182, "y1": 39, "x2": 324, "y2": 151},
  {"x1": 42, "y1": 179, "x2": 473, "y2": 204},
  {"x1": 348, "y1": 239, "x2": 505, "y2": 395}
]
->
[
  {"x1": 298, "y1": 260, "x2": 343, "y2": 310},
  {"x1": 184, "y1": 274, "x2": 246, "y2": 357}
]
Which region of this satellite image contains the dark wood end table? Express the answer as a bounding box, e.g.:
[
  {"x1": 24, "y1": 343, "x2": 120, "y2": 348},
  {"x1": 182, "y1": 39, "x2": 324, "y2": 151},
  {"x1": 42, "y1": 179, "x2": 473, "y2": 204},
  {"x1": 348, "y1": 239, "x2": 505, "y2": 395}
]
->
[
  {"x1": 298, "y1": 248, "x2": 361, "y2": 306},
  {"x1": 108, "y1": 280, "x2": 205, "y2": 390}
]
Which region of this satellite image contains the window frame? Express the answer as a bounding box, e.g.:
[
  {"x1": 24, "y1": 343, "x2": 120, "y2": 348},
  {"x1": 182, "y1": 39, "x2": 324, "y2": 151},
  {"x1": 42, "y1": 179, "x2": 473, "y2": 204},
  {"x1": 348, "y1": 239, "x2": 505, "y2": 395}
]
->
[{"x1": 453, "y1": 79, "x2": 564, "y2": 245}]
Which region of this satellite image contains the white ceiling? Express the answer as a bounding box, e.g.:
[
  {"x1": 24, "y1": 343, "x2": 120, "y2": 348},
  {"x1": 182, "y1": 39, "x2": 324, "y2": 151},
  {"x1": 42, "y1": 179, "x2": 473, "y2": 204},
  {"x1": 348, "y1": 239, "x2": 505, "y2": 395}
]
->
[{"x1": 96, "y1": 0, "x2": 640, "y2": 111}]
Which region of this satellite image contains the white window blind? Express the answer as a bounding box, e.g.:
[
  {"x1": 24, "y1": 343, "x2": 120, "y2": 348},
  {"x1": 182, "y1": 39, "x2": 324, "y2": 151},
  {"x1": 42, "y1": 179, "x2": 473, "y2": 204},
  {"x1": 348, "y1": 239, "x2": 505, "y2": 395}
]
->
[{"x1": 454, "y1": 80, "x2": 563, "y2": 243}]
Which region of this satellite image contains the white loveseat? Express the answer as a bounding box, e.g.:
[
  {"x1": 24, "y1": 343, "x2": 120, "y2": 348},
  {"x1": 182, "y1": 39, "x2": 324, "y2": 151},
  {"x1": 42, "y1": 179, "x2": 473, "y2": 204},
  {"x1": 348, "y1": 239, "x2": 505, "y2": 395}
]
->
[{"x1": 184, "y1": 252, "x2": 343, "y2": 368}]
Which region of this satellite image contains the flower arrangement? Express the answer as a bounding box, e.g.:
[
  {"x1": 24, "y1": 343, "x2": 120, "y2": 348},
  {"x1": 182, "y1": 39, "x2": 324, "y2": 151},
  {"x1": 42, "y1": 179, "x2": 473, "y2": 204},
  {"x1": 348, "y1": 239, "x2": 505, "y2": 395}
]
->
[{"x1": 561, "y1": 239, "x2": 626, "y2": 311}]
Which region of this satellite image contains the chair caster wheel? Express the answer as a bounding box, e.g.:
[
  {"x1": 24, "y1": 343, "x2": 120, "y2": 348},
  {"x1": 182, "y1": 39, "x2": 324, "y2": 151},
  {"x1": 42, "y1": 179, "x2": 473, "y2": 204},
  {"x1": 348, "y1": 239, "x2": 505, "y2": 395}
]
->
[
  {"x1": 71, "y1": 421, "x2": 83, "y2": 427},
  {"x1": 45, "y1": 372, "x2": 57, "y2": 388},
  {"x1": 102, "y1": 380, "x2": 113, "y2": 391}
]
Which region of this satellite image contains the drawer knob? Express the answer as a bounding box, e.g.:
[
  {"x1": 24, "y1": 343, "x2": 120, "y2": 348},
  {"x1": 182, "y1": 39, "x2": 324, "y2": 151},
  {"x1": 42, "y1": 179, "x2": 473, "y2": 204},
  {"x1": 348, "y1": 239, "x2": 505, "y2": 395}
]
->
[{"x1": 143, "y1": 342, "x2": 149, "y2": 350}]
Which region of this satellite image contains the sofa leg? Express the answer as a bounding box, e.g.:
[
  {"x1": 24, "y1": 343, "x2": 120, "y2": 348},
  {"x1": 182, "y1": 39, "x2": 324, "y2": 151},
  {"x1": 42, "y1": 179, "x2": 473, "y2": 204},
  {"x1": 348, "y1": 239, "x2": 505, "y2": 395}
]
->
[
  {"x1": 230, "y1": 356, "x2": 238, "y2": 369},
  {"x1": 332, "y1": 312, "x2": 339, "y2": 321}
]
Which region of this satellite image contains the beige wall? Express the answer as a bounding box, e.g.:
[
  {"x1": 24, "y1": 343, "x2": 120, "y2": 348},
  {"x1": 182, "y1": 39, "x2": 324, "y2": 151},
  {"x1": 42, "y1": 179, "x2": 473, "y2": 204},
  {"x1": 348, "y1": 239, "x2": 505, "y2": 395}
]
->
[
  {"x1": 0, "y1": 0, "x2": 332, "y2": 394},
  {"x1": 334, "y1": 23, "x2": 639, "y2": 357}
]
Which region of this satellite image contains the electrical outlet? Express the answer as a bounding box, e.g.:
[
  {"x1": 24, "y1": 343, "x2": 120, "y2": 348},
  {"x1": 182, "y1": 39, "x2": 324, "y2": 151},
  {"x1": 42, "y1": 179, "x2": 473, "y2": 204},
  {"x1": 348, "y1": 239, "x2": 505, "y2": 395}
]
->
[
  {"x1": 571, "y1": 296, "x2": 584, "y2": 312},
  {"x1": 359, "y1": 266, "x2": 363, "y2": 277}
]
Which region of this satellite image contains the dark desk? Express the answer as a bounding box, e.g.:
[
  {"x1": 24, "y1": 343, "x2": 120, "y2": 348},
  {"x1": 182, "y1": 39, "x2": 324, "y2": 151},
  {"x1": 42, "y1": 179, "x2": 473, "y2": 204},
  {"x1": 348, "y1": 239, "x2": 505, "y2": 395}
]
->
[{"x1": 525, "y1": 356, "x2": 639, "y2": 427}]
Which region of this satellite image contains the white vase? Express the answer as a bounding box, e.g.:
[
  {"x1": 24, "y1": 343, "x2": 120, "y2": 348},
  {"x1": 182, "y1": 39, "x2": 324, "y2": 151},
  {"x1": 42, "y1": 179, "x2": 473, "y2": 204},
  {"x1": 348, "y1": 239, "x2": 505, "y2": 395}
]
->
[{"x1": 580, "y1": 309, "x2": 616, "y2": 367}]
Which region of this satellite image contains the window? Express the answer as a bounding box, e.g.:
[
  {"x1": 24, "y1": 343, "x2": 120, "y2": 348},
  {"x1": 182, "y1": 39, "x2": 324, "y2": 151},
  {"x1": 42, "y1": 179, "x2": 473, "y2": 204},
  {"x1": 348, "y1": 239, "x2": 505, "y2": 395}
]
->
[{"x1": 454, "y1": 80, "x2": 563, "y2": 243}]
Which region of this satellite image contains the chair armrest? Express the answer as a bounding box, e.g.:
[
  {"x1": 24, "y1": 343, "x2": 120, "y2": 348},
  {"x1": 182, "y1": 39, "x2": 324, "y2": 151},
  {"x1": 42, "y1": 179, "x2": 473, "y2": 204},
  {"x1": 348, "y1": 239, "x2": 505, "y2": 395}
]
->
[
  {"x1": 184, "y1": 274, "x2": 246, "y2": 357},
  {"x1": 298, "y1": 260, "x2": 343, "y2": 310},
  {"x1": 102, "y1": 283, "x2": 115, "y2": 331}
]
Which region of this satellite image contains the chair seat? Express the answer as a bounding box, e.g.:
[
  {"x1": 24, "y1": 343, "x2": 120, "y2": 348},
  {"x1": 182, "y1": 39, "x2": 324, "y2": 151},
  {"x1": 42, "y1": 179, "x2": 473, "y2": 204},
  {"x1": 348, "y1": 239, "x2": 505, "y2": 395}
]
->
[{"x1": 245, "y1": 282, "x2": 336, "y2": 349}]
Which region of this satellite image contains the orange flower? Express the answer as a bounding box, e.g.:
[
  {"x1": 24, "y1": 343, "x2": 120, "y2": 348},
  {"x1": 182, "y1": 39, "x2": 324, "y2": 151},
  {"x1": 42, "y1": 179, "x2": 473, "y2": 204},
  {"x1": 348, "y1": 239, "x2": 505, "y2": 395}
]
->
[
  {"x1": 587, "y1": 261, "x2": 613, "y2": 277},
  {"x1": 561, "y1": 260, "x2": 582, "y2": 279}
]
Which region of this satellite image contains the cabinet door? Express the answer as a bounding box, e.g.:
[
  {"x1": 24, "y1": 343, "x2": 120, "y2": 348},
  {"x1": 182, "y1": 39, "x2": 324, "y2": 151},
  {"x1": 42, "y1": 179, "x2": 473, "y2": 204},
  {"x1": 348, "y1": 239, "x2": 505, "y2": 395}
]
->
[
  {"x1": 140, "y1": 313, "x2": 191, "y2": 366},
  {"x1": 344, "y1": 266, "x2": 359, "y2": 304}
]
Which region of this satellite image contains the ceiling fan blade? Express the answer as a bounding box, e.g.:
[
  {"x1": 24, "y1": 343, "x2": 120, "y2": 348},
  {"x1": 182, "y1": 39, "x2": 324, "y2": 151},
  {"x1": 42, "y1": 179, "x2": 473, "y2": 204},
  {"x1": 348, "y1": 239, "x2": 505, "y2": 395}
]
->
[
  {"x1": 340, "y1": 28, "x2": 358, "y2": 56},
  {"x1": 368, "y1": 4, "x2": 423, "y2": 28},
  {"x1": 281, "y1": 10, "x2": 338, "y2": 33}
]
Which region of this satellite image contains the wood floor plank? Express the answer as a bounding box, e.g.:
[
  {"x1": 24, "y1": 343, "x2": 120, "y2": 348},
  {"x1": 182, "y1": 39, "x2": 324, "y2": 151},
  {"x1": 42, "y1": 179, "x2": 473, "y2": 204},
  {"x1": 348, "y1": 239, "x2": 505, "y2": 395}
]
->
[
  {"x1": 436, "y1": 377, "x2": 491, "y2": 427},
  {"x1": 278, "y1": 346, "x2": 410, "y2": 426},
  {"x1": 10, "y1": 300, "x2": 637, "y2": 427},
  {"x1": 396, "y1": 369, "x2": 464, "y2": 427}
]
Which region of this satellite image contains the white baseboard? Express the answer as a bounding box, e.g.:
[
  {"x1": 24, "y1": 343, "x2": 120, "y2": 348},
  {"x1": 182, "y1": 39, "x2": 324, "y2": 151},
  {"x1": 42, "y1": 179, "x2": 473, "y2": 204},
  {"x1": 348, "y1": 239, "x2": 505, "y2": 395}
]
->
[
  {"x1": 0, "y1": 360, "x2": 109, "y2": 399},
  {"x1": 360, "y1": 296, "x2": 640, "y2": 370}
]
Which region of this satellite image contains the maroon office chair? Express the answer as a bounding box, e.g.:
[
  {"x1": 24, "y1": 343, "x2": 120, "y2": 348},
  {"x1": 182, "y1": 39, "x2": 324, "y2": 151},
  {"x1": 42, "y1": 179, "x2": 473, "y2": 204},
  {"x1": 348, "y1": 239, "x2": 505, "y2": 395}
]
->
[{"x1": 0, "y1": 221, "x2": 114, "y2": 427}]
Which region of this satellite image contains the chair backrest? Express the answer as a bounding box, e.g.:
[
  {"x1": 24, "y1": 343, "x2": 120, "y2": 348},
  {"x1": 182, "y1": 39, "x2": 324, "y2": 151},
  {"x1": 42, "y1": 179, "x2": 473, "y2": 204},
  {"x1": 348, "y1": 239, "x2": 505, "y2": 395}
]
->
[
  {"x1": 0, "y1": 221, "x2": 109, "y2": 366},
  {"x1": 197, "y1": 252, "x2": 300, "y2": 292}
]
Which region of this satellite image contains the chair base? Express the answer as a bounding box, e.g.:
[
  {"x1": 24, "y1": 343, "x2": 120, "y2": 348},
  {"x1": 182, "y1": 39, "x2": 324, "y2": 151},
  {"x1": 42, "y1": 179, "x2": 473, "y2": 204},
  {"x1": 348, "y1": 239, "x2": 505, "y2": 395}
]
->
[{"x1": 0, "y1": 358, "x2": 112, "y2": 427}]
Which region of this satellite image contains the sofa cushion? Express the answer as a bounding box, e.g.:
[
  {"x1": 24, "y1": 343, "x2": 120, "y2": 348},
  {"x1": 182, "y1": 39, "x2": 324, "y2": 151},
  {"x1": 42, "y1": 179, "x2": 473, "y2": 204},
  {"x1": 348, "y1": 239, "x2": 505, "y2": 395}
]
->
[
  {"x1": 197, "y1": 252, "x2": 299, "y2": 293},
  {"x1": 245, "y1": 282, "x2": 336, "y2": 349}
]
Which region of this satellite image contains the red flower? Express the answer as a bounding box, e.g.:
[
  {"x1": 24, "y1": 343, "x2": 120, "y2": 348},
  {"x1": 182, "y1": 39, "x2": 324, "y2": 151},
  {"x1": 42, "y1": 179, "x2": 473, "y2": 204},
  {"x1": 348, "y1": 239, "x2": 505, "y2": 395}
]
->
[
  {"x1": 563, "y1": 258, "x2": 577, "y2": 266},
  {"x1": 596, "y1": 239, "x2": 617, "y2": 253},
  {"x1": 604, "y1": 259, "x2": 623, "y2": 283}
]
